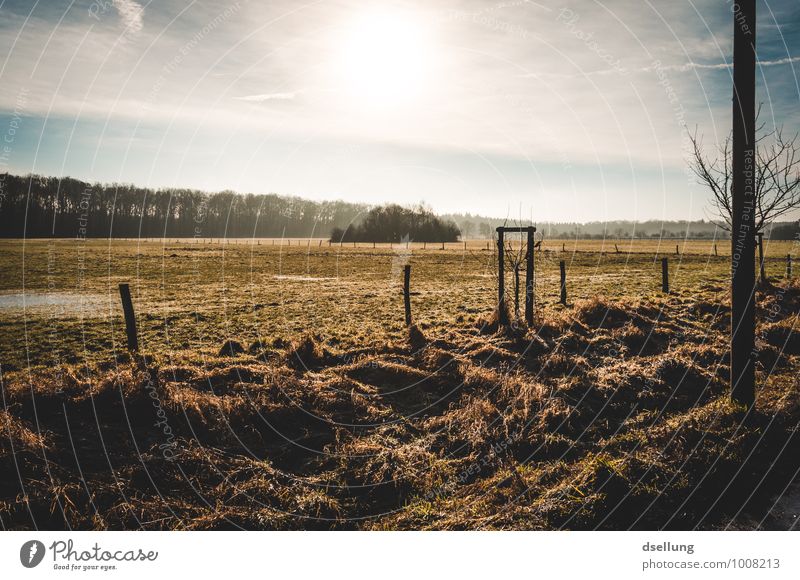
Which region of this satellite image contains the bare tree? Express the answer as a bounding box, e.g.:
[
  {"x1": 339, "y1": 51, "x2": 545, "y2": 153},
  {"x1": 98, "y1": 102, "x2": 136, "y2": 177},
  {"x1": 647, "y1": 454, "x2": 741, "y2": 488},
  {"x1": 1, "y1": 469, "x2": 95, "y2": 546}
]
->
[{"x1": 689, "y1": 109, "x2": 800, "y2": 234}]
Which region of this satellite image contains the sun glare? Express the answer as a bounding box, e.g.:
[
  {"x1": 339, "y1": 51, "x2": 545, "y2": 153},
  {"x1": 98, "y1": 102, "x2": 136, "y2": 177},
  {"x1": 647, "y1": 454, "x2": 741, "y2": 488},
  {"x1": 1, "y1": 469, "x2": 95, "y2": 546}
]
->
[{"x1": 335, "y1": 11, "x2": 433, "y2": 108}]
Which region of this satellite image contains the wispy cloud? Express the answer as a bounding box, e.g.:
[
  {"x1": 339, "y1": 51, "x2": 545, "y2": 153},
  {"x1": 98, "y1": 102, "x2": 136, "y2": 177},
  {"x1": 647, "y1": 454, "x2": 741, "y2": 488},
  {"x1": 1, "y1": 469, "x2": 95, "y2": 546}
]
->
[
  {"x1": 234, "y1": 92, "x2": 298, "y2": 102},
  {"x1": 115, "y1": 0, "x2": 144, "y2": 34},
  {"x1": 522, "y1": 55, "x2": 800, "y2": 79},
  {"x1": 643, "y1": 55, "x2": 800, "y2": 73}
]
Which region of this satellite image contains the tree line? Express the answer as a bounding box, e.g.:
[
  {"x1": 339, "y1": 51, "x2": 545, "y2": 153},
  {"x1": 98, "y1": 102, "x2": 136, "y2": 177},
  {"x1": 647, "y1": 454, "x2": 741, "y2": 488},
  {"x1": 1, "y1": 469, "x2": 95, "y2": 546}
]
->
[
  {"x1": 0, "y1": 172, "x2": 795, "y2": 240},
  {"x1": 330, "y1": 204, "x2": 460, "y2": 243},
  {"x1": 0, "y1": 174, "x2": 367, "y2": 238}
]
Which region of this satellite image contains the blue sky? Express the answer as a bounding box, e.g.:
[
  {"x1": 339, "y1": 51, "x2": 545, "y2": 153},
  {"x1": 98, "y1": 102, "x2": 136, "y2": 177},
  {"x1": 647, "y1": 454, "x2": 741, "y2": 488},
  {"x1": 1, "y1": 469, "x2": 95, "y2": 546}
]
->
[{"x1": 0, "y1": 0, "x2": 798, "y2": 221}]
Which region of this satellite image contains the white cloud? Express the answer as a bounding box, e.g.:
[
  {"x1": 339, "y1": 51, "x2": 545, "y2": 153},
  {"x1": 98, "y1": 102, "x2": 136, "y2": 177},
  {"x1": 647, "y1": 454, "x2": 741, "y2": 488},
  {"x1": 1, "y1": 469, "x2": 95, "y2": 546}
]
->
[{"x1": 115, "y1": 0, "x2": 144, "y2": 34}]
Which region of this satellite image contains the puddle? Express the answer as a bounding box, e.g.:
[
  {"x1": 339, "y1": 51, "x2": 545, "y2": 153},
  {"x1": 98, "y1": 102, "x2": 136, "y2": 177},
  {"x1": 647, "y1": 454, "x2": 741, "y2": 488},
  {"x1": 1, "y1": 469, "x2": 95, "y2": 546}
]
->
[{"x1": 0, "y1": 292, "x2": 112, "y2": 316}]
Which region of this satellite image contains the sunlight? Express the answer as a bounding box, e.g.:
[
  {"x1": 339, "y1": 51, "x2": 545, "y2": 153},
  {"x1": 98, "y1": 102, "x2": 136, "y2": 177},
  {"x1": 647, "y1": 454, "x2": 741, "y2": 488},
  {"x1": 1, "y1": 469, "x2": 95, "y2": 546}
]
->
[{"x1": 334, "y1": 10, "x2": 433, "y2": 108}]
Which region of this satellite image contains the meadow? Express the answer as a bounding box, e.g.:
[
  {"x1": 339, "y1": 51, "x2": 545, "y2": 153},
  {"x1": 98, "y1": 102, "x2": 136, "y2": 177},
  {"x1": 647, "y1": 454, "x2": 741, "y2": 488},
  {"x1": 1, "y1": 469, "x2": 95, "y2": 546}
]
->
[{"x1": 0, "y1": 237, "x2": 798, "y2": 530}]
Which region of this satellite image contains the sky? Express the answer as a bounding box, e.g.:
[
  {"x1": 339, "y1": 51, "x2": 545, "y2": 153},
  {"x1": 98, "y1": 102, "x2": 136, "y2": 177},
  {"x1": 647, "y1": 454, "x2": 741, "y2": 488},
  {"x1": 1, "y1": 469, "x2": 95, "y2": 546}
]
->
[{"x1": 0, "y1": 0, "x2": 798, "y2": 221}]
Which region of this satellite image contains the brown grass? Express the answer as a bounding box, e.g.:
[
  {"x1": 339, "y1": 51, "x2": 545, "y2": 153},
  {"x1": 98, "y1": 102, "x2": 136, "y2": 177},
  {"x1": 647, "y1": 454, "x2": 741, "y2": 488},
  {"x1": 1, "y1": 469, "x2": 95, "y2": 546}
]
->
[{"x1": 1, "y1": 280, "x2": 798, "y2": 530}]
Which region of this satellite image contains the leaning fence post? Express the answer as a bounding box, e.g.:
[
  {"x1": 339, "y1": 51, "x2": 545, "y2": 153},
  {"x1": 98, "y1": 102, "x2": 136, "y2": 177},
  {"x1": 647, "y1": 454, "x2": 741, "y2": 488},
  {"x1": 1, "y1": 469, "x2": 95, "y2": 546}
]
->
[
  {"x1": 560, "y1": 260, "x2": 567, "y2": 305},
  {"x1": 661, "y1": 258, "x2": 669, "y2": 293},
  {"x1": 757, "y1": 232, "x2": 766, "y2": 282},
  {"x1": 403, "y1": 265, "x2": 412, "y2": 326},
  {"x1": 118, "y1": 283, "x2": 139, "y2": 352}
]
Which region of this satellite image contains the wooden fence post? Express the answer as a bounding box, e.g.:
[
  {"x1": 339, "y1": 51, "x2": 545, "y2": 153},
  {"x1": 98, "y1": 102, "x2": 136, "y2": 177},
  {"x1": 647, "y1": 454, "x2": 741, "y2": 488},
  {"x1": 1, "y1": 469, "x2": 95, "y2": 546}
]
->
[
  {"x1": 560, "y1": 260, "x2": 567, "y2": 306},
  {"x1": 661, "y1": 258, "x2": 669, "y2": 293},
  {"x1": 525, "y1": 228, "x2": 534, "y2": 325},
  {"x1": 714, "y1": 243, "x2": 718, "y2": 256},
  {"x1": 675, "y1": 244, "x2": 679, "y2": 256},
  {"x1": 118, "y1": 283, "x2": 139, "y2": 352},
  {"x1": 787, "y1": 254, "x2": 792, "y2": 278},
  {"x1": 403, "y1": 265, "x2": 412, "y2": 326},
  {"x1": 497, "y1": 229, "x2": 506, "y2": 325},
  {"x1": 757, "y1": 232, "x2": 766, "y2": 282}
]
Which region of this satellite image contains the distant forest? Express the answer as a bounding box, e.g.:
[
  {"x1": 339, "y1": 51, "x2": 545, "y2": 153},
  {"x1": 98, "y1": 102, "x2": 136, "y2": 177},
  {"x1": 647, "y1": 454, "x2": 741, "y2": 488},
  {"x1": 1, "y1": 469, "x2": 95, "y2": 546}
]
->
[
  {"x1": 443, "y1": 213, "x2": 800, "y2": 241},
  {"x1": 0, "y1": 173, "x2": 797, "y2": 240}
]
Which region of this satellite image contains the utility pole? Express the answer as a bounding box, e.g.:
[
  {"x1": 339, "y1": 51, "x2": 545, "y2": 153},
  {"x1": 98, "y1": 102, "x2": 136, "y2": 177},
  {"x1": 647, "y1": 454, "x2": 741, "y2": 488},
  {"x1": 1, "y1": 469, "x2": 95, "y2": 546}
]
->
[{"x1": 730, "y1": 0, "x2": 757, "y2": 408}]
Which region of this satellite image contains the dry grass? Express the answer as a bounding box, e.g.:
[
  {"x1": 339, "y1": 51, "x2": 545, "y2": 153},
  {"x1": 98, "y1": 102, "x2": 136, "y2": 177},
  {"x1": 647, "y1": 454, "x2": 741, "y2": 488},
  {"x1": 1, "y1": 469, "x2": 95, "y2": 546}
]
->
[{"x1": 1, "y1": 239, "x2": 798, "y2": 529}]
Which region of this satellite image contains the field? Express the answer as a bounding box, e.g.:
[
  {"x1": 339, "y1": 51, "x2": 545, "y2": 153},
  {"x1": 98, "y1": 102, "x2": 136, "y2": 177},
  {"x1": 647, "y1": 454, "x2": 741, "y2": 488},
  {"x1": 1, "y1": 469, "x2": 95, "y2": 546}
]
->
[{"x1": 1, "y1": 238, "x2": 799, "y2": 530}]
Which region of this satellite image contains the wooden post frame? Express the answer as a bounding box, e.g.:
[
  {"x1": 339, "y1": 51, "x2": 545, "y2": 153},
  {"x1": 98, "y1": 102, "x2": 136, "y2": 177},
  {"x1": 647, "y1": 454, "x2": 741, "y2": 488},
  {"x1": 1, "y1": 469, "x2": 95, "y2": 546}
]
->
[
  {"x1": 118, "y1": 283, "x2": 139, "y2": 352},
  {"x1": 496, "y1": 226, "x2": 536, "y2": 326}
]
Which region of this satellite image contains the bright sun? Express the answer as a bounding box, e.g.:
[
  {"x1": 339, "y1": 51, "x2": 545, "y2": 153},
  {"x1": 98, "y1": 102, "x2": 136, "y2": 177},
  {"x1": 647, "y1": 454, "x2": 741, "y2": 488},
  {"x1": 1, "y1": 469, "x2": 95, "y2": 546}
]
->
[{"x1": 335, "y1": 11, "x2": 433, "y2": 108}]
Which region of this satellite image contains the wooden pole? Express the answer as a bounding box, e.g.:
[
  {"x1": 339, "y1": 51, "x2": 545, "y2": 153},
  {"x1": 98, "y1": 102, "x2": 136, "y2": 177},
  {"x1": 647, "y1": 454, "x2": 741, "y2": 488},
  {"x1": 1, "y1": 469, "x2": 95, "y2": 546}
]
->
[
  {"x1": 730, "y1": 0, "x2": 757, "y2": 408},
  {"x1": 118, "y1": 283, "x2": 139, "y2": 352},
  {"x1": 757, "y1": 232, "x2": 766, "y2": 282},
  {"x1": 525, "y1": 228, "x2": 534, "y2": 325},
  {"x1": 559, "y1": 260, "x2": 567, "y2": 306},
  {"x1": 787, "y1": 254, "x2": 792, "y2": 279},
  {"x1": 403, "y1": 265, "x2": 412, "y2": 326},
  {"x1": 497, "y1": 229, "x2": 506, "y2": 325},
  {"x1": 661, "y1": 258, "x2": 669, "y2": 294},
  {"x1": 714, "y1": 243, "x2": 718, "y2": 256}
]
